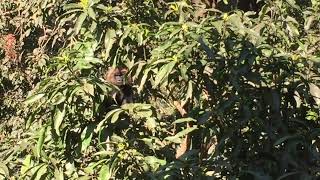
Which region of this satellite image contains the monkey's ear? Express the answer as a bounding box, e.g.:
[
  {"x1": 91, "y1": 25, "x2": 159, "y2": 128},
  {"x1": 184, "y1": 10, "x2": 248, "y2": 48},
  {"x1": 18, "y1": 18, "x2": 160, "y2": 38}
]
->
[{"x1": 104, "y1": 67, "x2": 117, "y2": 84}]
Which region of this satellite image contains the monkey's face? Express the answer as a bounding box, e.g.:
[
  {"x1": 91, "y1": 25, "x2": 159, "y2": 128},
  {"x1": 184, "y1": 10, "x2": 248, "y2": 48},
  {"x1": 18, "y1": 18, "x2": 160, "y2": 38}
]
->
[
  {"x1": 114, "y1": 73, "x2": 124, "y2": 85},
  {"x1": 104, "y1": 67, "x2": 132, "y2": 86},
  {"x1": 104, "y1": 67, "x2": 134, "y2": 105}
]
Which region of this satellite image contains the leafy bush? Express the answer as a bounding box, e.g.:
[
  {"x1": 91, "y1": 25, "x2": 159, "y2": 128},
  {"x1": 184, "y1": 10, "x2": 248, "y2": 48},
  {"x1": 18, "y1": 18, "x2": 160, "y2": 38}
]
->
[{"x1": 1, "y1": 0, "x2": 320, "y2": 179}]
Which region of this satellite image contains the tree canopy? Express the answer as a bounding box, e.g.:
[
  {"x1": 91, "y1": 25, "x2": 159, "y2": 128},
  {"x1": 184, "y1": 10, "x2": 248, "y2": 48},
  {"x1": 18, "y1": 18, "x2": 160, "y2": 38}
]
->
[{"x1": 0, "y1": 0, "x2": 320, "y2": 179}]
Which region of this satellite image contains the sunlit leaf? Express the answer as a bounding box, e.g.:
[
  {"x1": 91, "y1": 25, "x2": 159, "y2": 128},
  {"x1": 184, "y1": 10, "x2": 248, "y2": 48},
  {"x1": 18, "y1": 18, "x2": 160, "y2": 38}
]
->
[
  {"x1": 304, "y1": 16, "x2": 314, "y2": 31},
  {"x1": 138, "y1": 68, "x2": 151, "y2": 93},
  {"x1": 0, "y1": 162, "x2": 9, "y2": 177},
  {"x1": 173, "y1": 118, "x2": 197, "y2": 124},
  {"x1": 81, "y1": 124, "x2": 95, "y2": 152},
  {"x1": 99, "y1": 164, "x2": 111, "y2": 180},
  {"x1": 119, "y1": 26, "x2": 131, "y2": 47},
  {"x1": 36, "y1": 127, "x2": 46, "y2": 157},
  {"x1": 309, "y1": 83, "x2": 320, "y2": 105},
  {"x1": 54, "y1": 168, "x2": 64, "y2": 180},
  {"x1": 54, "y1": 104, "x2": 66, "y2": 136},
  {"x1": 34, "y1": 164, "x2": 48, "y2": 180},
  {"x1": 137, "y1": 31, "x2": 144, "y2": 45},
  {"x1": 285, "y1": 0, "x2": 300, "y2": 10},
  {"x1": 96, "y1": 108, "x2": 123, "y2": 132},
  {"x1": 153, "y1": 61, "x2": 176, "y2": 87},
  {"x1": 51, "y1": 92, "x2": 66, "y2": 105},
  {"x1": 24, "y1": 94, "x2": 45, "y2": 105},
  {"x1": 144, "y1": 156, "x2": 166, "y2": 170},
  {"x1": 145, "y1": 117, "x2": 156, "y2": 131},
  {"x1": 87, "y1": 7, "x2": 96, "y2": 20},
  {"x1": 165, "y1": 126, "x2": 197, "y2": 143},
  {"x1": 104, "y1": 29, "x2": 116, "y2": 60},
  {"x1": 287, "y1": 23, "x2": 299, "y2": 37},
  {"x1": 20, "y1": 155, "x2": 32, "y2": 175},
  {"x1": 75, "y1": 12, "x2": 87, "y2": 34},
  {"x1": 83, "y1": 82, "x2": 94, "y2": 96},
  {"x1": 111, "y1": 109, "x2": 123, "y2": 123}
]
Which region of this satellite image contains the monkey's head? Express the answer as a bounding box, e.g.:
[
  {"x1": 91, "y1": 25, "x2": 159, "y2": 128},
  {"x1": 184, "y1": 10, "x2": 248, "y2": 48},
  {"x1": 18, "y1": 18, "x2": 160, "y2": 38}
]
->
[
  {"x1": 104, "y1": 67, "x2": 132, "y2": 86},
  {"x1": 103, "y1": 67, "x2": 134, "y2": 105}
]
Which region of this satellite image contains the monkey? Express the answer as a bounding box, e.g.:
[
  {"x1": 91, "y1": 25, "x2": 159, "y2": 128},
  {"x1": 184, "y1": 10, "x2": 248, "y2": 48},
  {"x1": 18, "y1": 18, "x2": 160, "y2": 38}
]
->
[
  {"x1": 104, "y1": 67, "x2": 133, "y2": 105},
  {"x1": 101, "y1": 67, "x2": 133, "y2": 151}
]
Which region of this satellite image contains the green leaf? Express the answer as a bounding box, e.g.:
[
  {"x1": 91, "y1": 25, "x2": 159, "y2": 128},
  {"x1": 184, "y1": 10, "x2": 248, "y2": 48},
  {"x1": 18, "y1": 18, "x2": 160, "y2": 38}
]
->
[
  {"x1": 145, "y1": 117, "x2": 157, "y2": 130},
  {"x1": 173, "y1": 118, "x2": 197, "y2": 124},
  {"x1": 84, "y1": 160, "x2": 106, "y2": 174},
  {"x1": 276, "y1": 172, "x2": 300, "y2": 180},
  {"x1": 153, "y1": 61, "x2": 176, "y2": 87},
  {"x1": 111, "y1": 109, "x2": 123, "y2": 123},
  {"x1": 273, "y1": 135, "x2": 301, "y2": 146},
  {"x1": 165, "y1": 126, "x2": 197, "y2": 143},
  {"x1": 138, "y1": 68, "x2": 150, "y2": 93},
  {"x1": 54, "y1": 105, "x2": 66, "y2": 136},
  {"x1": 87, "y1": 7, "x2": 96, "y2": 20},
  {"x1": 119, "y1": 27, "x2": 131, "y2": 47},
  {"x1": 51, "y1": 92, "x2": 66, "y2": 105},
  {"x1": 186, "y1": 81, "x2": 193, "y2": 101},
  {"x1": 36, "y1": 127, "x2": 46, "y2": 157},
  {"x1": 199, "y1": 37, "x2": 215, "y2": 59},
  {"x1": 137, "y1": 31, "x2": 144, "y2": 45},
  {"x1": 63, "y1": 3, "x2": 82, "y2": 10},
  {"x1": 104, "y1": 29, "x2": 116, "y2": 60},
  {"x1": 0, "y1": 162, "x2": 9, "y2": 177},
  {"x1": 304, "y1": 16, "x2": 314, "y2": 31},
  {"x1": 96, "y1": 109, "x2": 123, "y2": 132},
  {"x1": 287, "y1": 23, "x2": 299, "y2": 37},
  {"x1": 81, "y1": 124, "x2": 95, "y2": 152},
  {"x1": 99, "y1": 164, "x2": 111, "y2": 180},
  {"x1": 152, "y1": 39, "x2": 174, "y2": 56},
  {"x1": 20, "y1": 155, "x2": 32, "y2": 175},
  {"x1": 169, "y1": 28, "x2": 181, "y2": 39},
  {"x1": 82, "y1": 82, "x2": 95, "y2": 96},
  {"x1": 65, "y1": 162, "x2": 76, "y2": 176},
  {"x1": 309, "y1": 83, "x2": 320, "y2": 105},
  {"x1": 285, "y1": 0, "x2": 301, "y2": 10},
  {"x1": 26, "y1": 112, "x2": 36, "y2": 129},
  {"x1": 54, "y1": 168, "x2": 64, "y2": 180},
  {"x1": 24, "y1": 94, "x2": 45, "y2": 105},
  {"x1": 34, "y1": 164, "x2": 48, "y2": 180},
  {"x1": 75, "y1": 12, "x2": 87, "y2": 35},
  {"x1": 144, "y1": 156, "x2": 166, "y2": 170}
]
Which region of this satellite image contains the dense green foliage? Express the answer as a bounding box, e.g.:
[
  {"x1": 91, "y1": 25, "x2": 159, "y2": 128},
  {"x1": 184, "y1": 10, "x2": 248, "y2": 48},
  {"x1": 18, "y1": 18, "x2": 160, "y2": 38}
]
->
[{"x1": 1, "y1": 0, "x2": 320, "y2": 179}]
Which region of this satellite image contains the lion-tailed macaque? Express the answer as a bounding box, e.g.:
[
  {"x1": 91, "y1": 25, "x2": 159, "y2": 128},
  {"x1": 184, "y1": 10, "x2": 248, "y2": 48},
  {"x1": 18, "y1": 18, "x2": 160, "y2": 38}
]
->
[{"x1": 104, "y1": 67, "x2": 133, "y2": 105}]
